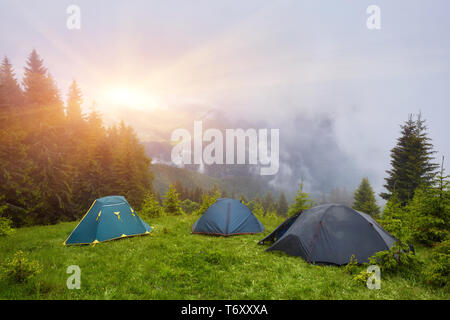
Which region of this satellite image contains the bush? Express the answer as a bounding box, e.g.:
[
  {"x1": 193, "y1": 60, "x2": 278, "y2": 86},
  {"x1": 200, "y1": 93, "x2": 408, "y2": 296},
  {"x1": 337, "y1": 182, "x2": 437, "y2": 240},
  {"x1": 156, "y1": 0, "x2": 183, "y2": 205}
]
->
[
  {"x1": 368, "y1": 242, "x2": 422, "y2": 275},
  {"x1": 1, "y1": 250, "x2": 42, "y2": 283},
  {"x1": 180, "y1": 199, "x2": 200, "y2": 215},
  {"x1": 344, "y1": 255, "x2": 359, "y2": 275},
  {"x1": 163, "y1": 185, "x2": 183, "y2": 216},
  {"x1": 194, "y1": 191, "x2": 219, "y2": 216},
  {"x1": 140, "y1": 192, "x2": 164, "y2": 219},
  {"x1": 379, "y1": 195, "x2": 413, "y2": 243},
  {"x1": 423, "y1": 239, "x2": 450, "y2": 287},
  {"x1": 246, "y1": 199, "x2": 265, "y2": 219},
  {"x1": 407, "y1": 183, "x2": 450, "y2": 246},
  {"x1": 0, "y1": 216, "x2": 14, "y2": 236},
  {"x1": 352, "y1": 269, "x2": 372, "y2": 285}
]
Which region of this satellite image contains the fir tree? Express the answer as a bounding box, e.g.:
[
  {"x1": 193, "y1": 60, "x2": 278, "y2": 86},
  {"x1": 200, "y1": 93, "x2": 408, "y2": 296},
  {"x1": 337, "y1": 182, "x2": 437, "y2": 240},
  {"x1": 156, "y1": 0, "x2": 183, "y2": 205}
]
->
[
  {"x1": 263, "y1": 191, "x2": 275, "y2": 214},
  {"x1": 352, "y1": 177, "x2": 380, "y2": 216},
  {"x1": 277, "y1": 191, "x2": 289, "y2": 216},
  {"x1": 22, "y1": 49, "x2": 61, "y2": 108},
  {"x1": 0, "y1": 56, "x2": 23, "y2": 108},
  {"x1": 66, "y1": 80, "x2": 83, "y2": 121},
  {"x1": 140, "y1": 192, "x2": 163, "y2": 219},
  {"x1": 381, "y1": 113, "x2": 439, "y2": 204},
  {"x1": 407, "y1": 156, "x2": 450, "y2": 245},
  {"x1": 174, "y1": 180, "x2": 185, "y2": 200},
  {"x1": 163, "y1": 184, "x2": 182, "y2": 215},
  {"x1": 287, "y1": 182, "x2": 314, "y2": 216}
]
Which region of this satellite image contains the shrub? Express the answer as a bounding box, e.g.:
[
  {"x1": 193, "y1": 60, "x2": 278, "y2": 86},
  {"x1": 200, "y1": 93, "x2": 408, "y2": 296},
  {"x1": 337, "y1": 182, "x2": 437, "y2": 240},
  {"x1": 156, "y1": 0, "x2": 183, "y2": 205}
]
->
[
  {"x1": 140, "y1": 192, "x2": 164, "y2": 219},
  {"x1": 163, "y1": 185, "x2": 183, "y2": 216},
  {"x1": 379, "y1": 195, "x2": 413, "y2": 243},
  {"x1": 180, "y1": 199, "x2": 200, "y2": 215},
  {"x1": 423, "y1": 239, "x2": 450, "y2": 287},
  {"x1": 406, "y1": 182, "x2": 450, "y2": 246},
  {"x1": 0, "y1": 216, "x2": 14, "y2": 236},
  {"x1": 194, "y1": 191, "x2": 219, "y2": 216},
  {"x1": 344, "y1": 255, "x2": 359, "y2": 275},
  {"x1": 246, "y1": 199, "x2": 265, "y2": 219},
  {"x1": 368, "y1": 242, "x2": 422, "y2": 275},
  {"x1": 1, "y1": 250, "x2": 42, "y2": 283},
  {"x1": 352, "y1": 269, "x2": 372, "y2": 285}
]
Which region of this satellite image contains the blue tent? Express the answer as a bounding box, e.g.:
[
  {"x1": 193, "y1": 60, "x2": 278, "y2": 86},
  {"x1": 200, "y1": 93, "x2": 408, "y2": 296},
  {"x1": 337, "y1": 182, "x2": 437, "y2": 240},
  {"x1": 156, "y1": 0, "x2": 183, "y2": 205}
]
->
[
  {"x1": 64, "y1": 196, "x2": 152, "y2": 245},
  {"x1": 192, "y1": 198, "x2": 264, "y2": 236}
]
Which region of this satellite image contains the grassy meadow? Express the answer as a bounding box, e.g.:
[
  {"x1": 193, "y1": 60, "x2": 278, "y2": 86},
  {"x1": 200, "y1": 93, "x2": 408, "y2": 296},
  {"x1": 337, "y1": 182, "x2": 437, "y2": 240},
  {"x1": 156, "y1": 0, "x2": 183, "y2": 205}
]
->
[{"x1": 0, "y1": 214, "x2": 448, "y2": 300}]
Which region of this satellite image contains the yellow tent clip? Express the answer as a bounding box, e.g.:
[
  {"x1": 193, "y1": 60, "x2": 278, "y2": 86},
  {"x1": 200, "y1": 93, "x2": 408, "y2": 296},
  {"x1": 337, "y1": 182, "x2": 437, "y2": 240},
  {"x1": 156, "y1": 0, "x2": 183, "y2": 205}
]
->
[
  {"x1": 121, "y1": 234, "x2": 127, "y2": 238},
  {"x1": 96, "y1": 211, "x2": 102, "y2": 221},
  {"x1": 92, "y1": 240, "x2": 100, "y2": 244},
  {"x1": 114, "y1": 211, "x2": 121, "y2": 220}
]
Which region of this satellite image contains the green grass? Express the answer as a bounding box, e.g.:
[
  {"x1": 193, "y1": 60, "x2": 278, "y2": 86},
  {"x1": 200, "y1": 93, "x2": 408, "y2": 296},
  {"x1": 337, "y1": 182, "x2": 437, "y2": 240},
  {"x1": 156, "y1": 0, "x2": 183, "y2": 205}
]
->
[{"x1": 0, "y1": 215, "x2": 448, "y2": 300}]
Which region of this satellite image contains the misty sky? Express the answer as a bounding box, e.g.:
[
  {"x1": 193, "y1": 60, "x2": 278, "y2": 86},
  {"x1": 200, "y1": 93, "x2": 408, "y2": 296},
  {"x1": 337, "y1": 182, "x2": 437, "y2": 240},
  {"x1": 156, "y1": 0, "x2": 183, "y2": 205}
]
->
[{"x1": 1, "y1": 0, "x2": 449, "y2": 198}]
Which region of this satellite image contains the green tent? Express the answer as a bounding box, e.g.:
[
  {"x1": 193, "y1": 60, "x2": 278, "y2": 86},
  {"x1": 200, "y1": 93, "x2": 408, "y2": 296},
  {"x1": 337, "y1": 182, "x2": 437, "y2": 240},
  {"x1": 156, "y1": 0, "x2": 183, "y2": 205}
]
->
[{"x1": 64, "y1": 195, "x2": 152, "y2": 246}]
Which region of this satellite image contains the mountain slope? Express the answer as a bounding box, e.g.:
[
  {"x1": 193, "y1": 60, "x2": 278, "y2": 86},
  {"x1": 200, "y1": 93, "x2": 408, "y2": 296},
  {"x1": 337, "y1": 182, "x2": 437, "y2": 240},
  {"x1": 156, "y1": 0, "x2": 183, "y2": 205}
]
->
[{"x1": 152, "y1": 163, "x2": 274, "y2": 199}]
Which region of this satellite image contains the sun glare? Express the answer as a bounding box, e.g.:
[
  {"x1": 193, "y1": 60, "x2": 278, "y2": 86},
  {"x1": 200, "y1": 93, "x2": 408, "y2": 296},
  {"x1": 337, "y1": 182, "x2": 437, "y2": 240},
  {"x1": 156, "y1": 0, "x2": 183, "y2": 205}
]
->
[{"x1": 102, "y1": 87, "x2": 159, "y2": 111}]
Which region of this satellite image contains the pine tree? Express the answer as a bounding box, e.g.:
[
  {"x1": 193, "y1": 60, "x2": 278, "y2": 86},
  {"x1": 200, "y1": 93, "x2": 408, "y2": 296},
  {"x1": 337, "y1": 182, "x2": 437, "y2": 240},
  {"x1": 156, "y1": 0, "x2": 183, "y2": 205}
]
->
[
  {"x1": 196, "y1": 189, "x2": 220, "y2": 215},
  {"x1": 163, "y1": 184, "x2": 182, "y2": 215},
  {"x1": 22, "y1": 49, "x2": 60, "y2": 108},
  {"x1": 263, "y1": 191, "x2": 275, "y2": 214},
  {"x1": 407, "y1": 157, "x2": 450, "y2": 245},
  {"x1": 247, "y1": 198, "x2": 264, "y2": 218},
  {"x1": 277, "y1": 191, "x2": 289, "y2": 216},
  {"x1": 287, "y1": 182, "x2": 314, "y2": 216},
  {"x1": 140, "y1": 192, "x2": 163, "y2": 219},
  {"x1": 352, "y1": 178, "x2": 380, "y2": 216},
  {"x1": 193, "y1": 186, "x2": 202, "y2": 203},
  {"x1": 221, "y1": 189, "x2": 228, "y2": 198},
  {"x1": 66, "y1": 80, "x2": 83, "y2": 121},
  {"x1": 0, "y1": 56, "x2": 23, "y2": 108},
  {"x1": 381, "y1": 113, "x2": 439, "y2": 204},
  {"x1": 209, "y1": 184, "x2": 221, "y2": 198},
  {"x1": 174, "y1": 180, "x2": 185, "y2": 200}
]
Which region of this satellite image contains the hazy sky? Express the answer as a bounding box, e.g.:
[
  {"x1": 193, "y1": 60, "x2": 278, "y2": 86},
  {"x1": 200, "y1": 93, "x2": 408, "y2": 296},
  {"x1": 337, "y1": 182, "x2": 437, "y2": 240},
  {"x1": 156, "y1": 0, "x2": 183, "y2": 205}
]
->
[{"x1": 1, "y1": 0, "x2": 449, "y2": 197}]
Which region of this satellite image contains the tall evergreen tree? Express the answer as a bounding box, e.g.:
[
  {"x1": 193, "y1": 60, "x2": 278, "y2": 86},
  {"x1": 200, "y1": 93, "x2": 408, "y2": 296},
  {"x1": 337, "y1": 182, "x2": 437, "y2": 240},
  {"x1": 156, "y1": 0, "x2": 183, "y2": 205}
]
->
[
  {"x1": 66, "y1": 80, "x2": 83, "y2": 121},
  {"x1": 277, "y1": 191, "x2": 289, "y2": 216},
  {"x1": 22, "y1": 49, "x2": 61, "y2": 110},
  {"x1": 263, "y1": 191, "x2": 275, "y2": 214},
  {"x1": 381, "y1": 113, "x2": 439, "y2": 204},
  {"x1": 0, "y1": 56, "x2": 23, "y2": 108},
  {"x1": 352, "y1": 177, "x2": 380, "y2": 216},
  {"x1": 174, "y1": 180, "x2": 185, "y2": 200}
]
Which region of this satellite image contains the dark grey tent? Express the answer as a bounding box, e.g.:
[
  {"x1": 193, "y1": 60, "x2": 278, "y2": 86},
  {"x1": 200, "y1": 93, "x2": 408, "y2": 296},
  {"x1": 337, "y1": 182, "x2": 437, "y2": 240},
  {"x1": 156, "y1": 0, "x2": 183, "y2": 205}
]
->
[
  {"x1": 192, "y1": 198, "x2": 264, "y2": 236},
  {"x1": 259, "y1": 204, "x2": 397, "y2": 265}
]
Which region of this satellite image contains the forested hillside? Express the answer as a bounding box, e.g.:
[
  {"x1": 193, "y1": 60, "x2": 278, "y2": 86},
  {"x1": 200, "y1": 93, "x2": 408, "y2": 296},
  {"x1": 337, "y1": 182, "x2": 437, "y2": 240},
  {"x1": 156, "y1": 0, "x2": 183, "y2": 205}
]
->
[
  {"x1": 152, "y1": 163, "x2": 274, "y2": 200},
  {"x1": 0, "y1": 50, "x2": 153, "y2": 227}
]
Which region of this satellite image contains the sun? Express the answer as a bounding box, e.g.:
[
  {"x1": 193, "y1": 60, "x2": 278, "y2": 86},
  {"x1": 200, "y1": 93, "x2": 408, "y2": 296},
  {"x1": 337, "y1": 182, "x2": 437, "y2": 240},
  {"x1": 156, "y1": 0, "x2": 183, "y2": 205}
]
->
[{"x1": 102, "y1": 86, "x2": 159, "y2": 110}]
